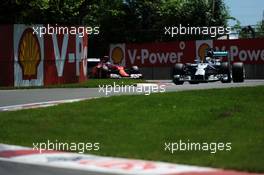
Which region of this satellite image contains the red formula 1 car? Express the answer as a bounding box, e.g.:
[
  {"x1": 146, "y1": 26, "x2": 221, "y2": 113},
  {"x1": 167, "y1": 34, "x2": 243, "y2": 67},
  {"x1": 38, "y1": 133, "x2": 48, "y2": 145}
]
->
[{"x1": 90, "y1": 56, "x2": 143, "y2": 79}]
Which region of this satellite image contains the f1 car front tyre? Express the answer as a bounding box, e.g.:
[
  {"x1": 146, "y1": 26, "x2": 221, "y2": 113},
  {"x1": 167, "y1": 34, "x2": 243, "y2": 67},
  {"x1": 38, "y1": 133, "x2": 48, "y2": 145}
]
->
[
  {"x1": 221, "y1": 62, "x2": 231, "y2": 83},
  {"x1": 232, "y1": 62, "x2": 245, "y2": 82},
  {"x1": 189, "y1": 81, "x2": 199, "y2": 84},
  {"x1": 173, "y1": 78, "x2": 184, "y2": 85},
  {"x1": 173, "y1": 63, "x2": 184, "y2": 85}
]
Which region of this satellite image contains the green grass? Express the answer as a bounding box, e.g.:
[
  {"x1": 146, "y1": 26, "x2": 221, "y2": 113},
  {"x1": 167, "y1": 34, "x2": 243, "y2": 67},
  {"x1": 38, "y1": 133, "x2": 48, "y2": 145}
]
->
[
  {"x1": 0, "y1": 86, "x2": 264, "y2": 173},
  {"x1": 0, "y1": 78, "x2": 145, "y2": 89}
]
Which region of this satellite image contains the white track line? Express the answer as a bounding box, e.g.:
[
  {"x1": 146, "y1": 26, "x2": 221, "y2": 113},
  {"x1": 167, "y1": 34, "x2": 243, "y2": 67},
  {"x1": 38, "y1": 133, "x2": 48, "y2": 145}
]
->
[
  {"x1": 0, "y1": 143, "x2": 261, "y2": 175},
  {"x1": 0, "y1": 98, "x2": 88, "y2": 111}
]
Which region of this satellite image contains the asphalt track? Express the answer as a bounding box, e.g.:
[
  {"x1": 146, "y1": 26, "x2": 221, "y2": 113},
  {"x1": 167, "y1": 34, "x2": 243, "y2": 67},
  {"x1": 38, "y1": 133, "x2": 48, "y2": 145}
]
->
[
  {"x1": 0, "y1": 159, "x2": 100, "y2": 175},
  {"x1": 0, "y1": 79, "x2": 264, "y2": 108}
]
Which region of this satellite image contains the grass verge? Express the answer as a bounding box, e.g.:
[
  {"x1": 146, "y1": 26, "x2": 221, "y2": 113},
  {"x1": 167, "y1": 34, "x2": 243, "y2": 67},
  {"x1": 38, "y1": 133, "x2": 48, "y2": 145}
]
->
[{"x1": 0, "y1": 86, "x2": 263, "y2": 172}]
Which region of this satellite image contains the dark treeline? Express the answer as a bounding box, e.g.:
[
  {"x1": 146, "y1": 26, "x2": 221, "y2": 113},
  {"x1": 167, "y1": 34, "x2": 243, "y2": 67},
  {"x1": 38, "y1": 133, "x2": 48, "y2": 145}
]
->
[{"x1": 0, "y1": 0, "x2": 230, "y2": 56}]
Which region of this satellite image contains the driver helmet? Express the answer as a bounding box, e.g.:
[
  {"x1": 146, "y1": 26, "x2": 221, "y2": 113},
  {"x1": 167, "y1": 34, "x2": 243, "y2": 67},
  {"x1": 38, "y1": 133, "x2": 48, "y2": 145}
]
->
[
  {"x1": 101, "y1": 55, "x2": 109, "y2": 63},
  {"x1": 206, "y1": 48, "x2": 214, "y2": 58},
  {"x1": 205, "y1": 57, "x2": 211, "y2": 63}
]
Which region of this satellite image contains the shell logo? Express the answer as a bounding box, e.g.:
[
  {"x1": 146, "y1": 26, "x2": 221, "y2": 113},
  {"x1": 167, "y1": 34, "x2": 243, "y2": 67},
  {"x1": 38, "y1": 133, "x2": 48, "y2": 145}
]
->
[
  {"x1": 198, "y1": 43, "x2": 210, "y2": 61},
  {"x1": 111, "y1": 46, "x2": 124, "y2": 64},
  {"x1": 18, "y1": 28, "x2": 41, "y2": 80}
]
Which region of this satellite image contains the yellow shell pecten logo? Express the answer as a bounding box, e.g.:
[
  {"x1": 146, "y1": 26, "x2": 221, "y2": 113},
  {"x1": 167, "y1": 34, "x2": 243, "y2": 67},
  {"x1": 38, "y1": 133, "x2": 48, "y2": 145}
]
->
[
  {"x1": 18, "y1": 28, "x2": 41, "y2": 80},
  {"x1": 111, "y1": 46, "x2": 124, "y2": 64},
  {"x1": 198, "y1": 43, "x2": 210, "y2": 61}
]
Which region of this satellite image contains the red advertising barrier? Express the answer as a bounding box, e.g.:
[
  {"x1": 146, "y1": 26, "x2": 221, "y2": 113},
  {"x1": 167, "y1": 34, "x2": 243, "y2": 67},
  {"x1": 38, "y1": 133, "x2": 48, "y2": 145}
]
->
[
  {"x1": 126, "y1": 41, "x2": 195, "y2": 67},
  {"x1": 214, "y1": 39, "x2": 264, "y2": 64},
  {"x1": 0, "y1": 24, "x2": 88, "y2": 87},
  {"x1": 109, "y1": 41, "x2": 195, "y2": 67},
  {"x1": 109, "y1": 39, "x2": 264, "y2": 67},
  {"x1": 0, "y1": 25, "x2": 14, "y2": 87},
  {"x1": 44, "y1": 30, "x2": 87, "y2": 85}
]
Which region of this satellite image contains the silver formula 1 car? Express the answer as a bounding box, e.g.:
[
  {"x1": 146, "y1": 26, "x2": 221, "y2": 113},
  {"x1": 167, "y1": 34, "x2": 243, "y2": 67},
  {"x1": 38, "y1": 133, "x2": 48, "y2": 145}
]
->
[{"x1": 172, "y1": 49, "x2": 245, "y2": 85}]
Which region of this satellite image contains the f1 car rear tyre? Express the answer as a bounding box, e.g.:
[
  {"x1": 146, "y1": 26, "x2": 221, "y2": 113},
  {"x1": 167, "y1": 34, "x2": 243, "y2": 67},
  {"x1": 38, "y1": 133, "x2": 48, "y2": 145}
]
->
[
  {"x1": 173, "y1": 79, "x2": 184, "y2": 85},
  {"x1": 173, "y1": 63, "x2": 184, "y2": 74},
  {"x1": 98, "y1": 65, "x2": 109, "y2": 78},
  {"x1": 232, "y1": 62, "x2": 245, "y2": 82},
  {"x1": 173, "y1": 63, "x2": 184, "y2": 85},
  {"x1": 189, "y1": 81, "x2": 199, "y2": 84},
  {"x1": 221, "y1": 62, "x2": 231, "y2": 83}
]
